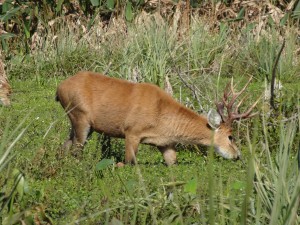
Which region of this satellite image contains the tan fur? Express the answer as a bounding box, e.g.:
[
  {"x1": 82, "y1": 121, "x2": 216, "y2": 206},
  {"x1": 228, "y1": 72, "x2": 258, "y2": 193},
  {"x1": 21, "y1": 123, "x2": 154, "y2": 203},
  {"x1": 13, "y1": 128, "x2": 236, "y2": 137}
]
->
[
  {"x1": 56, "y1": 71, "x2": 240, "y2": 165},
  {"x1": 0, "y1": 81, "x2": 11, "y2": 106},
  {"x1": 0, "y1": 59, "x2": 11, "y2": 106}
]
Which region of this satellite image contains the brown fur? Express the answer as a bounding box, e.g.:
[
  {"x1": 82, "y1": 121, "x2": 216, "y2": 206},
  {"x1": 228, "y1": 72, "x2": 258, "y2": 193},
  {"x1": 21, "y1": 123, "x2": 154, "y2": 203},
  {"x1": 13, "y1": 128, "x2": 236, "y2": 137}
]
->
[
  {"x1": 56, "y1": 71, "x2": 240, "y2": 165},
  {"x1": 0, "y1": 58, "x2": 11, "y2": 106},
  {"x1": 0, "y1": 80, "x2": 11, "y2": 106}
]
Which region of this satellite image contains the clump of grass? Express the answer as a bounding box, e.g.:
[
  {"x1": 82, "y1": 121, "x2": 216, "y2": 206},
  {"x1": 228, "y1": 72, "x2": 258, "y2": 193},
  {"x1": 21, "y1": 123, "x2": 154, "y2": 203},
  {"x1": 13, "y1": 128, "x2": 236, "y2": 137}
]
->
[
  {"x1": 7, "y1": 14, "x2": 299, "y2": 94},
  {"x1": 0, "y1": 117, "x2": 37, "y2": 223},
  {"x1": 229, "y1": 27, "x2": 300, "y2": 83},
  {"x1": 120, "y1": 23, "x2": 177, "y2": 87},
  {"x1": 252, "y1": 113, "x2": 300, "y2": 224}
]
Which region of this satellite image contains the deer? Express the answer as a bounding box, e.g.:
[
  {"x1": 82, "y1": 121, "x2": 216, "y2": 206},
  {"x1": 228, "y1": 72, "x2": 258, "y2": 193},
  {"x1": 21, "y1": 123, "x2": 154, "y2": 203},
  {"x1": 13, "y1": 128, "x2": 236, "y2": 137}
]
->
[{"x1": 56, "y1": 71, "x2": 259, "y2": 166}]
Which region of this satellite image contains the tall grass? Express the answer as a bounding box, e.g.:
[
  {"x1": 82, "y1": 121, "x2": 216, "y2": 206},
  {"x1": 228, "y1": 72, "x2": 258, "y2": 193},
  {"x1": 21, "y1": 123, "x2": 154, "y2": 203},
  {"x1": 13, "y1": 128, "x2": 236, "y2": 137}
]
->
[
  {"x1": 67, "y1": 111, "x2": 299, "y2": 224},
  {"x1": 253, "y1": 113, "x2": 300, "y2": 224},
  {"x1": 0, "y1": 116, "x2": 29, "y2": 223},
  {"x1": 7, "y1": 15, "x2": 299, "y2": 93}
]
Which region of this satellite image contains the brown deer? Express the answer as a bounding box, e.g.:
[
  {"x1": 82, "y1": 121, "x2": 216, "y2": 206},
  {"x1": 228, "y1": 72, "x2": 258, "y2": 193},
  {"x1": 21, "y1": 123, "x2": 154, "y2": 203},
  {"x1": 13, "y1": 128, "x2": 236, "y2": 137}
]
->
[{"x1": 56, "y1": 71, "x2": 259, "y2": 165}]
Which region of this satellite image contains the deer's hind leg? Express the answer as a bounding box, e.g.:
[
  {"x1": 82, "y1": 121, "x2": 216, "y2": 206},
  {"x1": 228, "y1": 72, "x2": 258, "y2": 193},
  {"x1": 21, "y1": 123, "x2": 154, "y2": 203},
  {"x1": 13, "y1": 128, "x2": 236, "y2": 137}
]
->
[
  {"x1": 62, "y1": 113, "x2": 92, "y2": 157},
  {"x1": 62, "y1": 127, "x2": 74, "y2": 150}
]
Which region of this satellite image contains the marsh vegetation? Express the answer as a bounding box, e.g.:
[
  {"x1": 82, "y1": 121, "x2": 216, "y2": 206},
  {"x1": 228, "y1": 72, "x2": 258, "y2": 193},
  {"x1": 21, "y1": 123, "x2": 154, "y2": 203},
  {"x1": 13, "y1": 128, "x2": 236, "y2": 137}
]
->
[{"x1": 0, "y1": 1, "x2": 299, "y2": 224}]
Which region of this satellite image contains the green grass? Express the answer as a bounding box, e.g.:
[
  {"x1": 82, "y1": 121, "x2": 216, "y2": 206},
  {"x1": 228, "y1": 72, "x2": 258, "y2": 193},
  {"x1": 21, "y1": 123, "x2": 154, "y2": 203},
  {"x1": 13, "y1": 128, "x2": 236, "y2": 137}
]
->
[
  {"x1": 1, "y1": 79, "x2": 248, "y2": 223},
  {"x1": 1, "y1": 18, "x2": 300, "y2": 224},
  {"x1": 1, "y1": 77, "x2": 298, "y2": 224}
]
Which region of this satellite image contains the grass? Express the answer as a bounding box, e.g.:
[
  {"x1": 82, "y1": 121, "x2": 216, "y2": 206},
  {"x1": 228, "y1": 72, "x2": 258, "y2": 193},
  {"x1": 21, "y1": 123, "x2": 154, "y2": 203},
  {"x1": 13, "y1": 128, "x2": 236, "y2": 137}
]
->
[
  {"x1": 0, "y1": 81, "x2": 248, "y2": 223},
  {"x1": 1, "y1": 17, "x2": 300, "y2": 224}
]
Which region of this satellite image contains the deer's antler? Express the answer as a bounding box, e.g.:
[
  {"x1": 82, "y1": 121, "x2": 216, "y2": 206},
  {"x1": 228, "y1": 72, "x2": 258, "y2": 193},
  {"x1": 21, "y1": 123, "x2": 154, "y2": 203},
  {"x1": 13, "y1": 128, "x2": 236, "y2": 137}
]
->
[{"x1": 216, "y1": 77, "x2": 260, "y2": 126}]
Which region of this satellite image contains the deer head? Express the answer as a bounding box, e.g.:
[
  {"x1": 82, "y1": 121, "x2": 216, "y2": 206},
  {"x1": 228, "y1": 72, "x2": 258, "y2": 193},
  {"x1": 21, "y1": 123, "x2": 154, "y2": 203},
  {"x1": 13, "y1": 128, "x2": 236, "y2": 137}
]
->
[{"x1": 206, "y1": 77, "x2": 260, "y2": 159}]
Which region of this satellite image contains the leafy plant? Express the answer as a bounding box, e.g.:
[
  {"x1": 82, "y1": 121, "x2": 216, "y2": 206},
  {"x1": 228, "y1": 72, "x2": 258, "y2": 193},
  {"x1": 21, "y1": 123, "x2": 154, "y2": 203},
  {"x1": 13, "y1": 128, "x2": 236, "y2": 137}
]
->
[
  {"x1": 0, "y1": 119, "x2": 27, "y2": 223},
  {"x1": 0, "y1": 117, "x2": 53, "y2": 224}
]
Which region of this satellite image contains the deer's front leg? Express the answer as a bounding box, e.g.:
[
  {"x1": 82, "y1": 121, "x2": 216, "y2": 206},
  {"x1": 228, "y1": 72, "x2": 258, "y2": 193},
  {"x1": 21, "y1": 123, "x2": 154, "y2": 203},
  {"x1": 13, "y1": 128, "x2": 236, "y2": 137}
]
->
[
  {"x1": 124, "y1": 135, "x2": 140, "y2": 164},
  {"x1": 159, "y1": 146, "x2": 177, "y2": 166}
]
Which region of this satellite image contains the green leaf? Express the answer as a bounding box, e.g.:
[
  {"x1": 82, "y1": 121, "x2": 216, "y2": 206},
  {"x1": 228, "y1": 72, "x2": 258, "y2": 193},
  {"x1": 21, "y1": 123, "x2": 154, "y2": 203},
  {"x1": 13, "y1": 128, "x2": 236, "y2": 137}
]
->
[
  {"x1": 96, "y1": 158, "x2": 114, "y2": 171},
  {"x1": 125, "y1": 2, "x2": 134, "y2": 22},
  {"x1": 107, "y1": 0, "x2": 115, "y2": 10},
  {"x1": 110, "y1": 217, "x2": 124, "y2": 225},
  {"x1": 1, "y1": 0, "x2": 14, "y2": 14},
  {"x1": 292, "y1": 0, "x2": 300, "y2": 18},
  {"x1": 2, "y1": 212, "x2": 24, "y2": 225},
  {"x1": 184, "y1": 178, "x2": 197, "y2": 194},
  {"x1": 161, "y1": 181, "x2": 186, "y2": 187},
  {"x1": 227, "y1": 7, "x2": 244, "y2": 22},
  {"x1": 23, "y1": 20, "x2": 31, "y2": 39},
  {"x1": 87, "y1": 7, "x2": 100, "y2": 29},
  {"x1": 0, "y1": 32, "x2": 16, "y2": 39},
  {"x1": 56, "y1": 0, "x2": 65, "y2": 13},
  {"x1": 232, "y1": 181, "x2": 245, "y2": 190},
  {"x1": 236, "y1": 7, "x2": 245, "y2": 20},
  {"x1": 136, "y1": 0, "x2": 144, "y2": 6},
  {"x1": 90, "y1": 0, "x2": 100, "y2": 7},
  {"x1": 0, "y1": 6, "x2": 21, "y2": 22},
  {"x1": 13, "y1": 169, "x2": 25, "y2": 200},
  {"x1": 280, "y1": 13, "x2": 289, "y2": 26},
  {"x1": 124, "y1": 179, "x2": 137, "y2": 195},
  {"x1": 23, "y1": 215, "x2": 35, "y2": 225},
  {"x1": 245, "y1": 22, "x2": 255, "y2": 32}
]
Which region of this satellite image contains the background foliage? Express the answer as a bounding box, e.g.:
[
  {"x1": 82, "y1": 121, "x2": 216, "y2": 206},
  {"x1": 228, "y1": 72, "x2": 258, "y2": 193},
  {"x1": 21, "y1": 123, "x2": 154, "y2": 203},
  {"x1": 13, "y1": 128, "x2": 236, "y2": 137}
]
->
[{"x1": 1, "y1": 0, "x2": 300, "y2": 56}]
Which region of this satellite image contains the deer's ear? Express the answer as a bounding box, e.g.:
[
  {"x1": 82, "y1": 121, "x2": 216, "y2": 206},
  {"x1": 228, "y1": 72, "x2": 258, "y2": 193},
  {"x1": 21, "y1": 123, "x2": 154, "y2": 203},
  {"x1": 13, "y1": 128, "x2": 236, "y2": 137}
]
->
[{"x1": 207, "y1": 109, "x2": 222, "y2": 130}]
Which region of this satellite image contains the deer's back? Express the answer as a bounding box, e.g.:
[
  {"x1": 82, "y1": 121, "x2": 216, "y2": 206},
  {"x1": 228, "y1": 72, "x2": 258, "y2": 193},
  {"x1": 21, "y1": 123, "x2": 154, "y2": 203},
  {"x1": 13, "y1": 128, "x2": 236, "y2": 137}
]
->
[{"x1": 56, "y1": 71, "x2": 181, "y2": 137}]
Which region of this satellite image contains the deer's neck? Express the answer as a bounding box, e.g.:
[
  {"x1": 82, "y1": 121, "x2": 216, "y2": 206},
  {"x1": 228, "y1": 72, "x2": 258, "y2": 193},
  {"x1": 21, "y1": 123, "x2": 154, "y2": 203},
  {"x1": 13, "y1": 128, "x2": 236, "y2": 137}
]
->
[{"x1": 163, "y1": 106, "x2": 214, "y2": 146}]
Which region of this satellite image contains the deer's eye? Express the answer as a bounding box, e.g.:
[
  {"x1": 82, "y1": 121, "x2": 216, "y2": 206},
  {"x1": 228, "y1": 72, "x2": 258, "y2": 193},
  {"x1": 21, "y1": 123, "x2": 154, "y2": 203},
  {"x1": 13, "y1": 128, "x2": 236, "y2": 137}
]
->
[{"x1": 228, "y1": 135, "x2": 234, "y2": 142}]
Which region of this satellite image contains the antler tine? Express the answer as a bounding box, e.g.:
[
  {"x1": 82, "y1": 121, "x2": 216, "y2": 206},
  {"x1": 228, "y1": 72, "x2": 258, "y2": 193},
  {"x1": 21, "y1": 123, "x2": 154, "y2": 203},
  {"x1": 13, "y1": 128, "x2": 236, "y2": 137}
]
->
[
  {"x1": 222, "y1": 82, "x2": 231, "y2": 101},
  {"x1": 230, "y1": 96, "x2": 261, "y2": 121},
  {"x1": 216, "y1": 101, "x2": 226, "y2": 122},
  {"x1": 217, "y1": 76, "x2": 260, "y2": 125},
  {"x1": 234, "y1": 94, "x2": 248, "y2": 114},
  {"x1": 227, "y1": 78, "x2": 237, "y2": 111},
  {"x1": 236, "y1": 76, "x2": 253, "y2": 95},
  {"x1": 216, "y1": 81, "x2": 232, "y2": 123},
  {"x1": 227, "y1": 77, "x2": 253, "y2": 111}
]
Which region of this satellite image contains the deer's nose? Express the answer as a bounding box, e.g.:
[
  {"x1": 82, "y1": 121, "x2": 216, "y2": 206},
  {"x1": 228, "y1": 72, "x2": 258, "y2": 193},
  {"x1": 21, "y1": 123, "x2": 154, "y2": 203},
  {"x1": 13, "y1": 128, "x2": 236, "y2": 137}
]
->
[
  {"x1": 234, "y1": 155, "x2": 240, "y2": 161},
  {"x1": 234, "y1": 152, "x2": 246, "y2": 166},
  {"x1": 234, "y1": 151, "x2": 242, "y2": 161}
]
